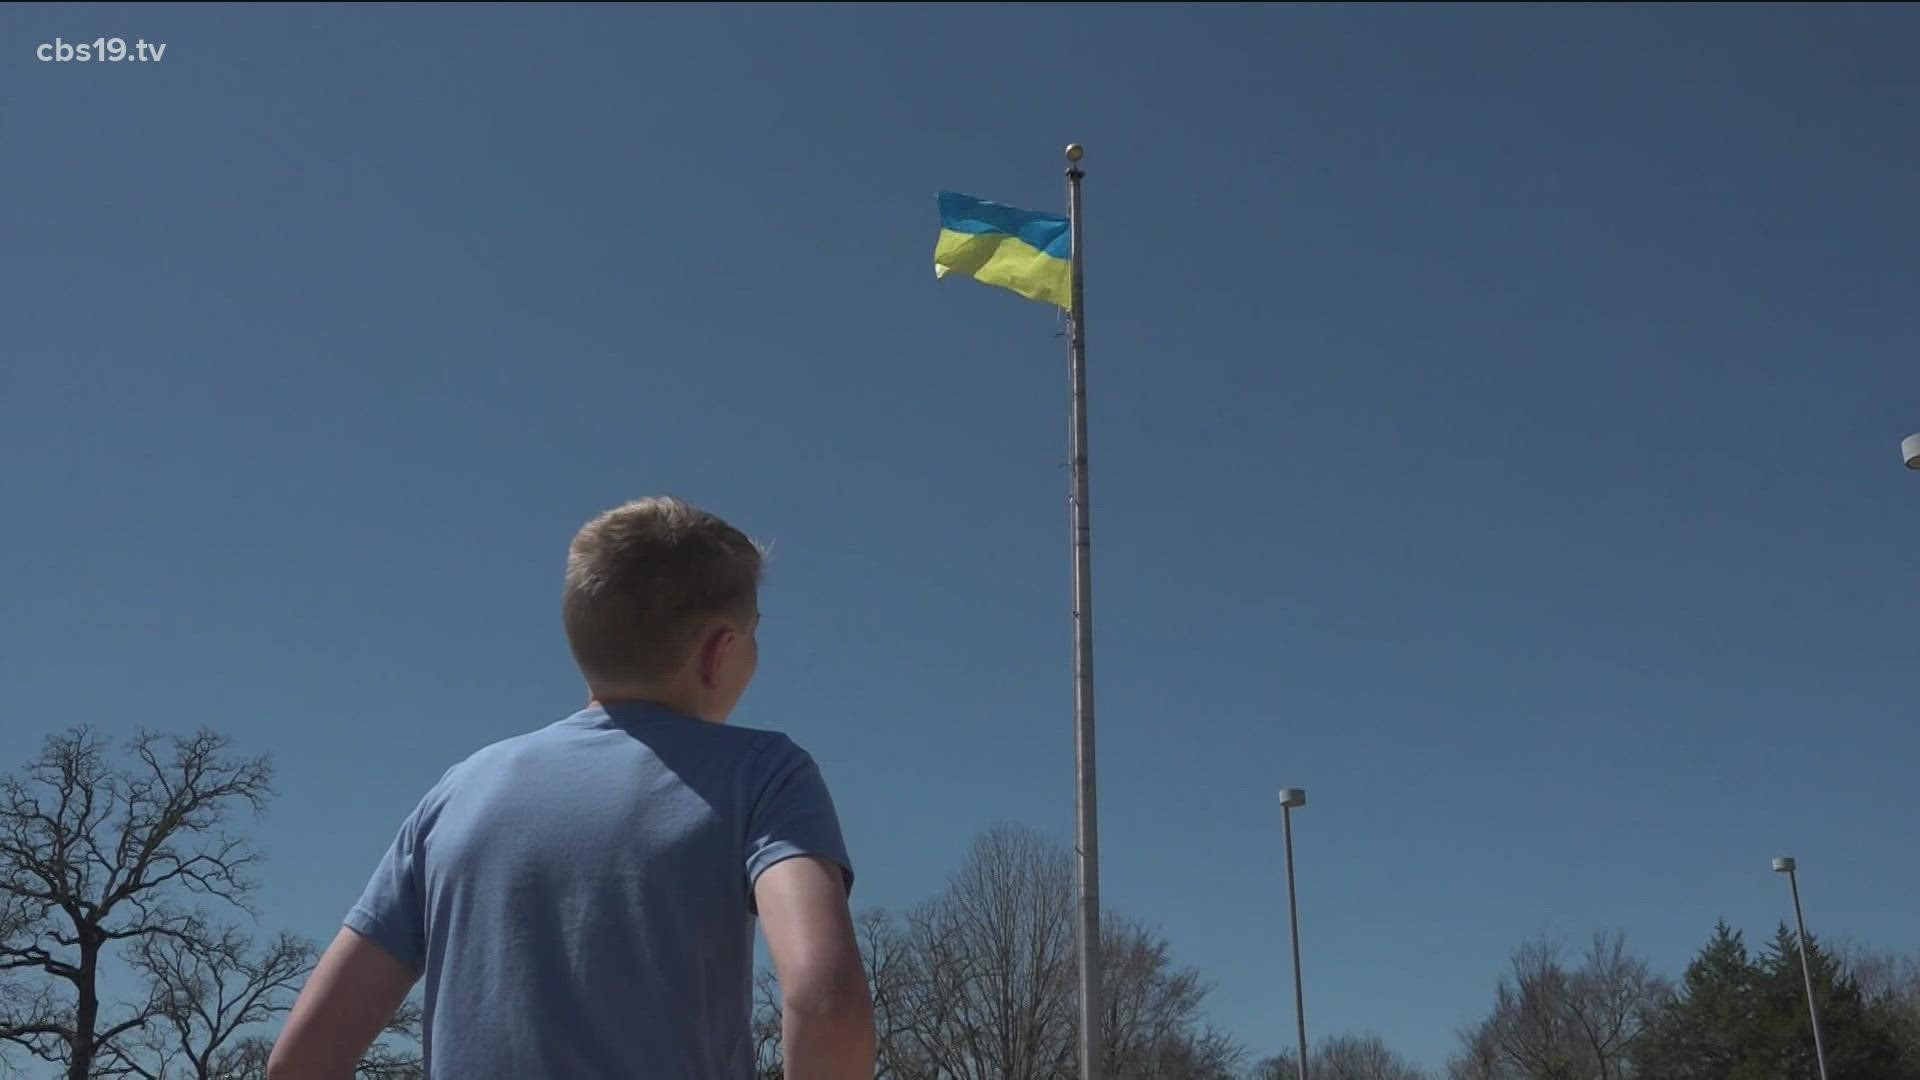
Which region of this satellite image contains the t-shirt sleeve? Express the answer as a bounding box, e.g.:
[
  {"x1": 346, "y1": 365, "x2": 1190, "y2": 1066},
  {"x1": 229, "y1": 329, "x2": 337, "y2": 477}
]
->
[
  {"x1": 344, "y1": 806, "x2": 429, "y2": 974},
  {"x1": 744, "y1": 738, "x2": 854, "y2": 909}
]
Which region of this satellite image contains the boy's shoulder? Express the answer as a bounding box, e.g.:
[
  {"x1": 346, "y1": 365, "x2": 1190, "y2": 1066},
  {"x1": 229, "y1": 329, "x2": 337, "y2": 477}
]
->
[
  {"x1": 396, "y1": 713, "x2": 593, "y2": 819},
  {"x1": 713, "y1": 720, "x2": 826, "y2": 777},
  {"x1": 438, "y1": 709, "x2": 819, "y2": 788},
  {"x1": 435, "y1": 713, "x2": 579, "y2": 775},
  {"x1": 711, "y1": 718, "x2": 807, "y2": 751}
]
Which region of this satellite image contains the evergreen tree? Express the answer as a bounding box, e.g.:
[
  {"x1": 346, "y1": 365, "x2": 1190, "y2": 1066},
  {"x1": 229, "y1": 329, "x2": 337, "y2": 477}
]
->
[
  {"x1": 1633, "y1": 920, "x2": 1920, "y2": 1080},
  {"x1": 1633, "y1": 922, "x2": 1763, "y2": 1080},
  {"x1": 1756, "y1": 924, "x2": 1910, "y2": 1080}
]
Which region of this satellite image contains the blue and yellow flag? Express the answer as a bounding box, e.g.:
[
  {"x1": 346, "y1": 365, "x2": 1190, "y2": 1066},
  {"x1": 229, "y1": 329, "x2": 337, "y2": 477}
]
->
[{"x1": 933, "y1": 192, "x2": 1071, "y2": 309}]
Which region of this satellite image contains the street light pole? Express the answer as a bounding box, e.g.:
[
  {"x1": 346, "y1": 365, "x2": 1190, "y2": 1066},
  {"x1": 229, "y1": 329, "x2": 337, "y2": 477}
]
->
[
  {"x1": 1279, "y1": 789, "x2": 1309, "y2": 1080},
  {"x1": 1772, "y1": 856, "x2": 1832, "y2": 1080}
]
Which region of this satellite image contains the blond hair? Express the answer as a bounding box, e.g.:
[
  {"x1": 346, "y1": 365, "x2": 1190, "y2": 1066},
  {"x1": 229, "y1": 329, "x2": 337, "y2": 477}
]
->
[{"x1": 562, "y1": 497, "x2": 764, "y2": 689}]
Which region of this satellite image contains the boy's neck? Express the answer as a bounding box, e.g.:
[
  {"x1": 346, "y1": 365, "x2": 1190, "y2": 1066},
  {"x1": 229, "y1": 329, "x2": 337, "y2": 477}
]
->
[{"x1": 591, "y1": 693, "x2": 723, "y2": 725}]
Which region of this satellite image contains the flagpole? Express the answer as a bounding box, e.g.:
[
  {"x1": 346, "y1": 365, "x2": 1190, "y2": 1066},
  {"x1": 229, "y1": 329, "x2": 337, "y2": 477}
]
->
[{"x1": 1064, "y1": 141, "x2": 1105, "y2": 1080}]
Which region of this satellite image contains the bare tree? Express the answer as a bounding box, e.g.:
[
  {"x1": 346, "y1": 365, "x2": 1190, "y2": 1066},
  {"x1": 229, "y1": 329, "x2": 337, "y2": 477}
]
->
[
  {"x1": 0, "y1": 727, "x2": 273, "y2": 1080},
  {"x1": 1150, "y1": 1027, "x2": 1242, "y2": 1080},
  {"x1": 753, "y1": 968, "x2": 784, "y2": 1080},
  {"x1": 1316, "y1": 1033, "x2": 1428, "y2": 1080},
  {"x1": 1099, "y1": 914, "x2": 1241, "y2": 1080},
  {"x1": 888, "y1": 824, "x2": 1079, "y2": 1080},
  {"x1": 112, "y1": 928, "x2": 313, "y2": 1079},
  {"x1": 754, "y1": 826, "x2": 1248, "y2": 1080},
  {"x1": 1256, "y1": 1033, "x2": 1427, "y2": 1080},
  {"x1": 1564, "y1": 933, "x2": 1659, "y2": 1079},
  {"x1": 1444, "y1": 1023, "x2": 1504, "y2": 1080},
  {"x1": 1849, "y1": 948, "x2": 1920, "y2": 1000},
  {"x1": 210, "y1": 1037, "x2": 272, "y2": 1080},
  {"x1": 1449, "y1": 932, "x2": 1664, "y2": 1080},
  {"x1": 1838, "y1": 942, "x2": 1920, "y2": 1066},
  {"x1": 757, "y1": 906, "x2": 938, "y2": 1080},
  {"x1": 184, "y1": 1003, "x2": 422, "y2": 1080},
  {"x1": 352, "y1": 1001, "x2": 424, "y2": 1080},
  {"x1": 1101, "y1": 915, "x2": 1197, "y2": 1076},
  {"x1": 1486, "y1": 937, "x2": 1584, "y2": 1079},
  {"x1": 853, "y1": 907, "x2": 927, "y2": 1080}
]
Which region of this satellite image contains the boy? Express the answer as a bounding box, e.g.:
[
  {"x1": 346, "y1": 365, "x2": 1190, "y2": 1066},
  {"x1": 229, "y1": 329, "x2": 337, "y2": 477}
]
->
[{"x1": 269, "y1": 497, "x2": 875, "y2": 1079}]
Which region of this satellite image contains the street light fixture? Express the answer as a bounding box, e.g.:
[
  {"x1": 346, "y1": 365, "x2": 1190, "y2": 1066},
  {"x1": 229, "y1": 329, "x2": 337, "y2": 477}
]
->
[
  {"x1": 1901, "y1": 433, "x2": 1920, "y2": 469},
  {"x1": 1278, "y1": 789, "x2": 1309, "y2": 1080},
  {"x1": 1772, "y1": 856, "x2": 1832, "y2": 1080}
]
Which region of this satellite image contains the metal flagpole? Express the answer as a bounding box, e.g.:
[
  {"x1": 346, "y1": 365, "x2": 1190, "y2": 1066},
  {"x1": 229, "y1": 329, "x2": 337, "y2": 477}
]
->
[
  {"x1": 1064, "y1": 142, "x2": 1104, "y2": 1080},
  {"x1": 1281, "y1": 796, "x2": 1309, "y2": 1080}
]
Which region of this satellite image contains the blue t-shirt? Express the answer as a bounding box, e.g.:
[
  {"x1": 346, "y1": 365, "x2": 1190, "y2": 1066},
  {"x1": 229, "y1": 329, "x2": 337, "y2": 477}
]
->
[{"x1": 345, "y1": 702, "x2": 854, "y2": 1079}]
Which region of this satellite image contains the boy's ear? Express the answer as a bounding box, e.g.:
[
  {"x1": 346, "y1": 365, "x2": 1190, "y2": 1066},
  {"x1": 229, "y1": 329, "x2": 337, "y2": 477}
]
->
[{"x1": 697, "y1": 626, "x2": 737, "y2": 688}]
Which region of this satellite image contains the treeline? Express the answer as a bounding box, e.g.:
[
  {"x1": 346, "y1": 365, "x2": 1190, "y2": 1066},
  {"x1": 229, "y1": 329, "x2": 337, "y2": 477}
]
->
[
  {"x1": 4, "y1": 728, "x2": 1917, "y2": 1079},
  {"x1": 743, "y1": 823, "x2": 1920, "y2": 1080},
  {"x1": 1448, "y1": 927, "x2": 1920, "y2": 1079}
]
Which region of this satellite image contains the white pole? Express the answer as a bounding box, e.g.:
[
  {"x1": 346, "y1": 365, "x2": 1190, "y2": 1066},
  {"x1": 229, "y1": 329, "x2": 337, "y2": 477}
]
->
[{"x1": 1781, "y1": 861, "x2": 1831, "y2": 1080}]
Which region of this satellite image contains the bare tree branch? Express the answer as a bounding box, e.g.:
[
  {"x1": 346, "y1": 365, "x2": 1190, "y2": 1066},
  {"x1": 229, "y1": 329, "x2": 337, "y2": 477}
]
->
[
  {"x1": 353, "y1": 999, "x2": 425, "y2": 1079},
  {"x1": 134, "y1": 926, "x2": 316, "y2": 1079},
  {"x1": 0, "y1": 726, "x2": 275, "y2": 1080}
]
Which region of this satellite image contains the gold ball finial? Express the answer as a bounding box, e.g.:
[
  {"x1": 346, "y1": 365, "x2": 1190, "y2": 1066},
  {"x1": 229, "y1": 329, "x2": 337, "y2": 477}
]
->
[{"x1": 1065, "y1": 143, "x2": 1085, "y2": 162}]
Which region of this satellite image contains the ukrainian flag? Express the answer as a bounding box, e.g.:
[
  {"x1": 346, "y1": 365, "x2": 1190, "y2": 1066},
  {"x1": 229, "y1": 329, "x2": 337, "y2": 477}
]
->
[{"x1": 933, "y1": 192, "x2": 1072, "y2": 310}]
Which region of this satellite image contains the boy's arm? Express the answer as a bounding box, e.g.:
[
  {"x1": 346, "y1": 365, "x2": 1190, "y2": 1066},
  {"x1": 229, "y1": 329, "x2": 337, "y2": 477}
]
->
[
  {"x1": 267, "y1": 928, "x2": 416, "y2": 1080},
  {"x1": 755, "y1": 855, "x2": 875, "y2": 1080}
]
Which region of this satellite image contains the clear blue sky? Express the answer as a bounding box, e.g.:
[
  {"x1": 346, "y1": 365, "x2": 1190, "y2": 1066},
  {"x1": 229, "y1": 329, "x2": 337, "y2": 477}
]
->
[{"x1": 6, "y1": 4, "x2": 1920, "y2": 1071}]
